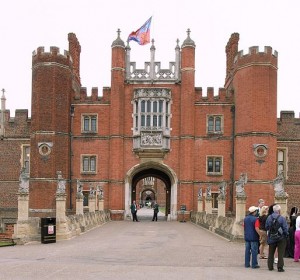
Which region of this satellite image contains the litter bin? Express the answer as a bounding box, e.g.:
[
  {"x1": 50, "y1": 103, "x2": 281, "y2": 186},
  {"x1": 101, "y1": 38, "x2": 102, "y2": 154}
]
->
[{"x1": 41, "y1": 217, "x2": 56, "y2": 244}]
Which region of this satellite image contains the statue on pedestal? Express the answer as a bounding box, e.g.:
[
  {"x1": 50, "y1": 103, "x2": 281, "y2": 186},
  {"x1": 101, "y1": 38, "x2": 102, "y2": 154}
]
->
[
  {"x1": 76, "y1": 179, "x2": 83, "y2": 199},
  {"x1": 197, "y1": 187, "x2": 202, "y2": 200},
  {"x1": 206, "y1": 184, "x2": 212, "y2": 199},
  {"x1": 218, "y1": 181, "x2": 227, "y2": 199},
  {"x1": 235, "y1": 173, "x2": 247, "y2": 198},
  {"x1": 97, "y1": 186, "x2": 104, "y2": 200},
  {"x1": 56, "y1": 171, "x2": 66, "y2": 194},
  {"x1": 273, "y1": 171, "x2": 287, "y2": 198},
  {"x1": 18, "y1": 168, "x2": 29, "y2": 194}
]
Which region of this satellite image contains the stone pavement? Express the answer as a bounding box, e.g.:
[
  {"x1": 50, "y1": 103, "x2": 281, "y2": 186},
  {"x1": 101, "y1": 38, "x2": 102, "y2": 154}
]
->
[{"x1": 0, "y1": 208, "x2": 298, "y2": 280}]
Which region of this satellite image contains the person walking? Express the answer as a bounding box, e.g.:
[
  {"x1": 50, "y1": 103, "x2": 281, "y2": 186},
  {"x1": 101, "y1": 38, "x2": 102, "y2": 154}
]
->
[
  {"x1": 244, "y1": 206, "x2": 260, "y2": 269},
  {"x1": 152, "y1": 202, "x2": 159, "y2": 221},
  {"x1": 265, "y1": 204, "x2": 288, "y2": 272},
  {"x1": 294, "y1": 213, "x2": 300, "y2": 262},
  {"x1": 258, "y1": 205, "x2": 269, "y2": 259},
  {"x1": 130, "y1": 200, "x2": 139, "y2": 222}
]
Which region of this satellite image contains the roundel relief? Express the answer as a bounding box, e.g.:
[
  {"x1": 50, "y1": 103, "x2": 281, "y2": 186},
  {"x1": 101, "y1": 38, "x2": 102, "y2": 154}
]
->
[
  {"x1": 254, "y1": 144, "x2": 268, "y2": 158},
  {"x1": 38, "y1": 143, "x2": 52, "y2": 156}
]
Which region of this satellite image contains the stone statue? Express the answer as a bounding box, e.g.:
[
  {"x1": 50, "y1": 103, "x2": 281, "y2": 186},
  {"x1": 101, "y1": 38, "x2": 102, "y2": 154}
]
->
[
  {"x1": 89, "y1": 185, "x2": 95, "y2": 197},
  {"x1": 235, "y1": 173, "x2": 247, "y2": 198},
  {"x1": 56, "y1": 171, "x2": 66, "y2": 194},
  {"x1": 198, "y1": 187, "x2": 203, "y2": 200},
  {"x1": 218, "y1": 181, "x2": 227, "y2": 199},
  {"x1": 98, "y1": 186, "x2": 104, "y2": 200},
  {"x1": 206, "y1": 184, "x2": 212, "y2": 198},
  {"x1": 76, "y1": 179, "x2": 83, "y2": 199},
  {"x1": 273, "y1": 171, "x2": 287, "y2": 198},
  {"x1": 18, "y1": 168, "x2": 29, "y2": 193}
]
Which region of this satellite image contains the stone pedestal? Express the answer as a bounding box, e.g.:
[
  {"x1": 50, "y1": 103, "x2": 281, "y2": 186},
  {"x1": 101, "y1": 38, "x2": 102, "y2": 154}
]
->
[
  {"x1": 98, "y1": 199, "x2": 104, "y2": 211},
  {"x1": 275, "y1": 196, "x2": 288, "y2": 219},
  {"x1": 232, "y1": 196, "x2": 247, "y2": 239},
  {"x1": 89, "y1": 196, "x2": 96, "y2": 213},
  {"x1": 56, "y1": 194, "x2": 71, "y2": 240},
  {"x1": 217, "y1": 198, "x2": 226, "y2": 217},
  {"x1": 235, "y1": 196, "x2": 246, "y2": 222},
  {"x1": 13, "y1": 192, "x2": 30, "y2": 242},
  {"x1": 76, "y1": 198, "x2": 84, "y2": 215},
  {"x1": 197, "y1": 199, "x2": 203, "y2": 212},
  {"x1": 17, "y1": 193, "x2": 29, "y2": 221},
  {"x1": 205, "y1": 198, "x2": 213, "y2": 214}
]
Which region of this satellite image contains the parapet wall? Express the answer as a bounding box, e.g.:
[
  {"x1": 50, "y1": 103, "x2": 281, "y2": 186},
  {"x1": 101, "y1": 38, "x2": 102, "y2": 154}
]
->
[
  {"x1": 190, "y1": 211, "x2": 243, "y2": 241},
  {"x1": 195, "y1": 87, "x2": 234, "y2": 103},
  {"x1": 73, "y1": 87, "x2": 111, "y2": 103},
  {"x1": 234, "y1": 46, "x2": 278, "y2": 68},
  {"x1": 2, "y1": 109, "x2": 31, "y2": 137},
  {"x1": 13, "y1": 210, "x2": 111, "y2": 244},
  {"x1": 32, "y1": 46, "x2": 72, "y2": 67}
]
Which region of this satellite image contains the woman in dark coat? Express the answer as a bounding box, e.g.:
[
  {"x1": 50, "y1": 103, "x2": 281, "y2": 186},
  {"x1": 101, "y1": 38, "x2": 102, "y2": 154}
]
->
[{"x1": 285, "y1": 207, "x2": 298, "y2": 258}]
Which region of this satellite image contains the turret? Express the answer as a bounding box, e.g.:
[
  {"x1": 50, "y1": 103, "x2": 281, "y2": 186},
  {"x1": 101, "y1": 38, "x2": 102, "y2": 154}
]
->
[
  {"x1": 109, "y1": 30, "x2": 126, "y2": 210},
  {"x1": 180, "y1": 29, "x2": 195, "y2": 135},
  {"x1": 228, "y1": 36, "x2": 278, "y2": 207},
  {"x1": 30, "y1": 41, "x2": 75, "y2": 216},
  {"x1": 178, "y1": 29, "x2": 196, "y2": 210}
]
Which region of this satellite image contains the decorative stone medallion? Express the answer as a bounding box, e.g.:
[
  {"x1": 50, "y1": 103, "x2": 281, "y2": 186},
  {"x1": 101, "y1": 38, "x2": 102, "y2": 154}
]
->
[
  {"x1": 38, "y1": 142, "x2": 53, "y2": 156},
  {"x1": 253, "y1": 144, "x2": 268, "y2": 158}
]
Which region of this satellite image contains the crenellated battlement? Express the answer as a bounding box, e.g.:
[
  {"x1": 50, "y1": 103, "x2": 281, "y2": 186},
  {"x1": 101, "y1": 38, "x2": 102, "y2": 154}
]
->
[
  {"x1": 73, "y1": 87, "x2": 111, "y2": 103},
  {"x1": 32, "y1": 46, "x2": 72, "y2": 66},
  {"x1": 1, "y1": 109, "x2": 31, "y2": 137},
  {"x1": 233, "y1": 46, "x2": 278, "y2": 68},
  {"x1": 195, "y1": 87, "x2": 234, "y2": 103}
]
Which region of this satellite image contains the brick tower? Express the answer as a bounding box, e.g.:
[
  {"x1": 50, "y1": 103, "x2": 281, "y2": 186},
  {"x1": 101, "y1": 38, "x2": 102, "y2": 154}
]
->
[
  {"x1": 109, "y1": 30, "x2": 126, "y2": 211},
  {"x1": 179, "y1": 29, "x2": 196, "y2": 210},
  {"x1": 225, "y1": 34, "x2": 278, "y2": 207},
  {"x1": 30, "y1": 34, "x2": 81, "y2": 216}
]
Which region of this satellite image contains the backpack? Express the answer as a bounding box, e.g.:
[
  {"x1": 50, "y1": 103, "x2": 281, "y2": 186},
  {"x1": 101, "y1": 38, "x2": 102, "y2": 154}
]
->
[{"x1": 269, "y1": 216, "x2": 283, "y2": 241}]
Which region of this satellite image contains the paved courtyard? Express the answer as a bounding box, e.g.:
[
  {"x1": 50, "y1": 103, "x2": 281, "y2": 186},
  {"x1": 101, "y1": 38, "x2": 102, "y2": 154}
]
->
[{"x1": 1, "y1": 208, "x2": 298, "y2": 280}]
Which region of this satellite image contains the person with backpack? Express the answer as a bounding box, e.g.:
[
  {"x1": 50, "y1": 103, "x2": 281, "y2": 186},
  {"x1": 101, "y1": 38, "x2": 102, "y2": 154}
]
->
[{"x1": 265, "y1": 204, "x2": 288, "y2": 272}]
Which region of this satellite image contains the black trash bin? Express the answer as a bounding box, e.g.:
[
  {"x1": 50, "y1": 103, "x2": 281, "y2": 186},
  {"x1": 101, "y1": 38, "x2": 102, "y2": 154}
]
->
[{"x1": 41, "y1": 217, "x2": 56, "y2": 244}]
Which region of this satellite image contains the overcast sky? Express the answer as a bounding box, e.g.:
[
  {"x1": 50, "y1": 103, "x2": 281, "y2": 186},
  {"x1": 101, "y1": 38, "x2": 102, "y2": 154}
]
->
[{"x1": 1, "y1": 0, "x2": 299, "y2": 117}]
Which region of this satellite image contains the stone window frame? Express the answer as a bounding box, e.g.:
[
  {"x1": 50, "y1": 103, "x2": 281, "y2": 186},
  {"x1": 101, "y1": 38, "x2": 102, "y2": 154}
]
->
[
  {"x1": 206, "y1": 156, "x2": 223, "y2": 175},
  {"x1": 132, "y1": 88, "x2": 171, "y2": 134},
  {"x1": 81, "y1": 154, "x2": 97, "y2": 174},
  {"x1": 277, "y1": 148, "x2": 287, "y2": 179},
  {"x1": 207, "y1": 114, "x2": 224, "y2": 134},
  {"x1": 21, "y1": 144, "x2": 30, "y2": 174},
  {"x1": 81, "y1": 114, "x2": 98, "y2": 134}
]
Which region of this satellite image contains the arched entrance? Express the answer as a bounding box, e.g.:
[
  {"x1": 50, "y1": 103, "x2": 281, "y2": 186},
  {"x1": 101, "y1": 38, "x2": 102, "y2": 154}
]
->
[{"x1": 125, "y1": 162, "x2": 178, "y2": 221}]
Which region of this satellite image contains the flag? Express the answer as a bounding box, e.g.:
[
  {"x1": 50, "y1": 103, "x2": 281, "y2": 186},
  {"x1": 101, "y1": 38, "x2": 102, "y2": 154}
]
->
[{"x1": 128, "y1": 17, "x2": 152, "y2": 45}]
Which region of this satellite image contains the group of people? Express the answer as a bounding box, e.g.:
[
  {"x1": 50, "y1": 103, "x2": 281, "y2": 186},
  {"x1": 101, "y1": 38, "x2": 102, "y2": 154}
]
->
[
  {"x1": 244, "y1": 198, "x2": 300, "y2": 272},
  {"x1": 130, "y1": 200, "x2": 159, "y2": 222}
]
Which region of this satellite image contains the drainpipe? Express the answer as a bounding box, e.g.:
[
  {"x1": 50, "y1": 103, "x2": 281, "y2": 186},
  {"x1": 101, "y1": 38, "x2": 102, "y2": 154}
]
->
[
  {"x1": 69, "y1": 105, "x2": 75, "y2": 210},
  {"x1": 230, "y1": 105, "x2": 235, "y2": 213},
  {"x1": 0, "y1": 89, "x2": 6, "y2": 137}
]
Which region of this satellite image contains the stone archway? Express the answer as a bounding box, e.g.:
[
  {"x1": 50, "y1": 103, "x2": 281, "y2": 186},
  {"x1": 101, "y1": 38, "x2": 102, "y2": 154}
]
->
[{"x1": 125, "y1": 162, "x2": 178, "y2": 221}]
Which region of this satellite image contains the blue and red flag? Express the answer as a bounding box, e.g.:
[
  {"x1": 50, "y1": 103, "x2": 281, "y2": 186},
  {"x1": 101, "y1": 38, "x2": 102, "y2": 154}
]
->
[{"x1": 128, "y1": 17, "x2": 152, "y2": 45}]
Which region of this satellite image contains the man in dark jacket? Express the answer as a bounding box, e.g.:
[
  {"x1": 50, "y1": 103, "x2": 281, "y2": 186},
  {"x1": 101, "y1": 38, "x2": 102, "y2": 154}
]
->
[
  {"x1": 130, "y1": 200, "x2": 139, "y2": 222},
  {"x1": 244, "y1": 206, "x2": 260, "y2": 268},
  {"x1": 265, "y1": 204, "x2": 288, "y2": 272}
]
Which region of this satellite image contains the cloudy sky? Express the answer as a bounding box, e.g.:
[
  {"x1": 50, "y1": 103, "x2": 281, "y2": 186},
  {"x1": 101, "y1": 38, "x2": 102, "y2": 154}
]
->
[{"x1": 1, "y1": 0, "x2": 299, "y2": 117}]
